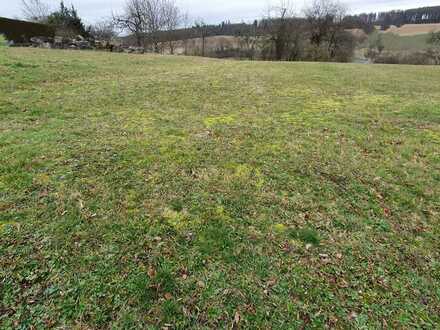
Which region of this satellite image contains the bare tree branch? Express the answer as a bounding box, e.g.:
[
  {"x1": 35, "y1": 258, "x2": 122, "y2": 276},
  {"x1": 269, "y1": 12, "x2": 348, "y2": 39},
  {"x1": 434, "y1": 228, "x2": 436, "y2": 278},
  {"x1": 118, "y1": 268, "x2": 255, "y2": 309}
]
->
[
  {"x1": 113, "y1": 0, "x2": 181, "y2": 51},
  {"x1": 90, "y1": 19, "x2": 117, "y2": 41},
  {"x1": 21, "y1": 0, "x2": 50, "y2": 23}
]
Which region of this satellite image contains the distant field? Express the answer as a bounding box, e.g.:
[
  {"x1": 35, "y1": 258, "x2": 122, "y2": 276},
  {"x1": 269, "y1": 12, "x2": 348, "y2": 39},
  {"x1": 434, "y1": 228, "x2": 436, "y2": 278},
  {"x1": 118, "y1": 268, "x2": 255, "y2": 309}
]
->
[
  {"x1": 361, "y1": 24, "x2": 440, "y2": 53},
  {"x1": 366, "y1": 31, "x2": 431, "y2": 51},
  {"x1": 1, "y1": 47, "x2": 440, "y2": 328},
  {"x1": 381, "y1": 33, "x2": 430, "y2": 51},
  {"x1": 385, "y1": 23, "x2": 440, "y2": 36}
]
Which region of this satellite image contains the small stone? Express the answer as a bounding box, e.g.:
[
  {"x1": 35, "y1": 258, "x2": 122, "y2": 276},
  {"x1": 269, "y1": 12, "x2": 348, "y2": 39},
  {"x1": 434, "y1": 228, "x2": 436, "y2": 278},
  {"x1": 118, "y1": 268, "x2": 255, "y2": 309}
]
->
[{"x1": 348, "y1": 311, "x2": 358, "y2": 320}]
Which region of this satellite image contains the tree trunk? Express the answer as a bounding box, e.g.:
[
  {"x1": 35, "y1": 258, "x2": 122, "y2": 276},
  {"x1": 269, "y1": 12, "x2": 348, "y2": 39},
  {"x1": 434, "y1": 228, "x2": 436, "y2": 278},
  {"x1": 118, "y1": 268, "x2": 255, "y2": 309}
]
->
[
  {"x1": 169, "y1": 40, "x2": 174, "y2": 54},
  {"x1": 135, "y1": 33, "x2": 142, "y2": 47}
]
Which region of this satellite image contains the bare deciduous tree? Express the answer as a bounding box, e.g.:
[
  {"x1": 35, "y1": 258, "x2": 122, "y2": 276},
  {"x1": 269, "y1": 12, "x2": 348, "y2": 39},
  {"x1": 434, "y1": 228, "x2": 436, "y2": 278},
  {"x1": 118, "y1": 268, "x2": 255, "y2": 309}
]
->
[
  {"x1": 113, "y1": 0, "x2": 146, "y2": 47},
  {"x1": 238, "y1": 20, "x2": 258, "y2": 60},
  {"x1": 194, "y1": 19, "x2": 208, "y2": 57},
  {"x1": 162, "y1": 0, "x2": 181, "y2": 54},
  {"x1": 181, "y1": 12, "x2": 191, "y2": 55},
  {"x1": 113, "y1": 0, "x2": 181, "y2": 51},
  {"x1": 304, "y1": 0, "x2": 346, "y2": 47},
  {"x1": 90, "y1": 19, "x2": 117, "y2": 42},
  {"x1": 304, "y1": 0, "x2": 352, "y2": 61},
  {"x1": 262, "y1": 1, "x2": 302, "y2": 61},
  {"x1": 21, "y1": 0, "x2": 50, "y2": 23},
  {"x1": 142, "y1": 0, "x2": 162, "y2": 50}
]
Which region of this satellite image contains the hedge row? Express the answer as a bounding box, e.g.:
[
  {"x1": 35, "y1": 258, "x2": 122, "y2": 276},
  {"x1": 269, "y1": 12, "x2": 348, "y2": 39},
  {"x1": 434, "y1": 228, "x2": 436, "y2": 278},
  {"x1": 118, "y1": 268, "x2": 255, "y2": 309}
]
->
[{"x1": 0, "y1": 17, "x2": 55, "y2": 43}]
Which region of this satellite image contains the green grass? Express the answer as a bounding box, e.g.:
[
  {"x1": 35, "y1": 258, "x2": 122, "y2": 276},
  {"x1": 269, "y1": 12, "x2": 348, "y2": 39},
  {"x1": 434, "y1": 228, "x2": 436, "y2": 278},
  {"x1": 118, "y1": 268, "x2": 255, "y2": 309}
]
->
[{"x1": 1, "y1": 47, "x2": 440, "y2": 329}]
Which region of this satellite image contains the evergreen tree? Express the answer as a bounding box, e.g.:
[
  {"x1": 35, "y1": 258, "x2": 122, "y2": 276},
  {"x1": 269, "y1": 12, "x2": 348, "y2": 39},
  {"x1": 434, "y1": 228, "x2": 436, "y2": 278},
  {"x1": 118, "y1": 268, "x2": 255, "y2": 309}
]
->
[{"x1": 47, "y1": 1, "x2": 88, "y2": 37}]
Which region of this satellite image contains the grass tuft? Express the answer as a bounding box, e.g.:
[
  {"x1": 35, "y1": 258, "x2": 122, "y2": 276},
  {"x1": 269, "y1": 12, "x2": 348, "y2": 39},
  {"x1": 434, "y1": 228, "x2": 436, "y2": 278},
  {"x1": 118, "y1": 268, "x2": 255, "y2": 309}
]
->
[{"x1": 290, "y1": 228, "x2": 321, "y2": 246}]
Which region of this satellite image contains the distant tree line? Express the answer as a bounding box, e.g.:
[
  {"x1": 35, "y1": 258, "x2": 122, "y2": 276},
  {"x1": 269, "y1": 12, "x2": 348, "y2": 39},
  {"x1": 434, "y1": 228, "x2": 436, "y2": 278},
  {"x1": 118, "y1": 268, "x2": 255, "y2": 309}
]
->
[
  {"x1": 121, "y1": 22, "x2": 252, "y2": 45},
  {"x1": 346, "y1": 6, "x2": 440, "y2": 31},
  {"x1": 119, "y1": 0, "x2": 357, "y2": 62},
  {"x1": 123, "y1": 5, "x2": 440, "y2": 48}
]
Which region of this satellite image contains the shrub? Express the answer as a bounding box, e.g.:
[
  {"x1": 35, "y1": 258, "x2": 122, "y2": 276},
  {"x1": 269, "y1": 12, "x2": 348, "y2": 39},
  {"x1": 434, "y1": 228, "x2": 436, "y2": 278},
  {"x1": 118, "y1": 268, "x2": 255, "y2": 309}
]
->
[
  {"x1": 46, "y1": 2, "x2": 89, "y2": 37},
  {"x1": 365, "y1": 48, "x2": 378, "y2": 61},
  {"x1": 401, "y1": 51, "x2": 433, "y2": 65},
  {"x1": 304, "y1": 44, "x2": 331, "y2": 62},
  {"x1": 332, "y1": 31, "x2": 356, "y2": 62},
  {"x1": 428, "y1": 31, "x2": 440, "y2": 46},
  {"x1": 426, "y1": 48, "x2": 440, "y2": 65},
  {"x1": 0, "y1": 34, "x2": 7, "y2": 47},
  {"x1": 369, "y1": 50, "x2": 437, "y2": 65}
]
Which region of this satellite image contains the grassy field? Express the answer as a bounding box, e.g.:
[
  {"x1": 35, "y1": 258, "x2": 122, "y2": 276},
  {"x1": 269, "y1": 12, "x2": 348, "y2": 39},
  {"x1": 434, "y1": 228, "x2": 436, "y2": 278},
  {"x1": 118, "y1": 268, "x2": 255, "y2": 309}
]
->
[
  {"x1": 366, "y1": 32, "x2": 431, "y2": 52},
  {"x1": 385, "y1": 23, "x2": 440, "y2": 36},
  {"x1": 380, "y1": 33, "x2": 430, "y2": 51},
  {"x1": 1, "y1": 46, "x2": 439, "y2": 329}
]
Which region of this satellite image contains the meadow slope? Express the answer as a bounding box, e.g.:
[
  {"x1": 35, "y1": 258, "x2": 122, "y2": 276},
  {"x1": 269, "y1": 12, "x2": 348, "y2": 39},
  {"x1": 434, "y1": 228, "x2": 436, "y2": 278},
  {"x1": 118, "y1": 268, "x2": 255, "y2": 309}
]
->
[{"x1": 1, "y1": 48, "x2": 440, "y2": 328}]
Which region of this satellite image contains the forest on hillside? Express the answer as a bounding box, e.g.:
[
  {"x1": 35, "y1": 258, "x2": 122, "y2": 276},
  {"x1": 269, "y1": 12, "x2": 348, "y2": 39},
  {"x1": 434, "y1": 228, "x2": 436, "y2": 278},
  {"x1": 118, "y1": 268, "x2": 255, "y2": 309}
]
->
[
  {"x1": 346, "y1": 6, "x2": 440, "y2": 31},
  {"x1": 141, "y1": 6, "x2": 440, "y2": 43}
]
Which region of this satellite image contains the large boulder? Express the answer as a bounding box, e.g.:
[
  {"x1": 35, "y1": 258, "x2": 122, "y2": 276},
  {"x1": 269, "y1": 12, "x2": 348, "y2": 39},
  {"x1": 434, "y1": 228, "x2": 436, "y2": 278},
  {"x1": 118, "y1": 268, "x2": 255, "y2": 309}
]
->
[
  {"x1": 124, "y1": 46, "x2": 145, "y2": 54},
  {"x1": 30, "y1": 36, "x2": 53, "y2": 48},
  {"x1": 30, "y1": 36, "x2": 47, "y2": 46},
  {"x1": 75, "y1": 40, "x2": 92, "y2": 49},
  {"x1": 69, "y1": 36, "x2": 92, "y2": 49}
]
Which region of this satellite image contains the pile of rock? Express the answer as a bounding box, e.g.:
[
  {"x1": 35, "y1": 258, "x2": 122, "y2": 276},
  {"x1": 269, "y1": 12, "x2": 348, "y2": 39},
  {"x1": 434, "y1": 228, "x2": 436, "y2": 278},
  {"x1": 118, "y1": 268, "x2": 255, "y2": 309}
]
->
[
  {"x1": 123, "y1": 46, "x2": 145, "y2": 54},
  {"x1": 69, "y1": 35, "x2": 93, "y2": 50},
  {"x1": 23, "y1": 35, "x2": 149, "y2": 55},
  {"x1": 30, "y1": 35, "x2": 93, "y2": 50},
  {"x1": 29, "y1": 36, "x2": 52, "y2": 48}
]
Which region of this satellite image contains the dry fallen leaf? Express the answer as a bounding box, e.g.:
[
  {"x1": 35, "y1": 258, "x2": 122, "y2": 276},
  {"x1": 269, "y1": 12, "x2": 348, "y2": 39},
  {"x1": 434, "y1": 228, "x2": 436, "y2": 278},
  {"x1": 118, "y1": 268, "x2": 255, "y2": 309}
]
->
[
  {"x1": 147, "y1": 266, "x2": 156, "y2": 278},
  {"x1": 383, "y1": 207, "x2": 391, "y2": 217},
  {"x1": 39, "y1": 189, "x2": 49, "y2": 198},
  {"x1": 339, "y1": 279, "x2": 349, "y2": 288},
  {"x1": 267, "y1": 278, "x2": 277, "y2": 287},
  {"x1": 348, "y1": 311, "x2": 358, "y2": 321},
  {"x1": 232, "y1": 311, "x2": 241, "y2": 328}
]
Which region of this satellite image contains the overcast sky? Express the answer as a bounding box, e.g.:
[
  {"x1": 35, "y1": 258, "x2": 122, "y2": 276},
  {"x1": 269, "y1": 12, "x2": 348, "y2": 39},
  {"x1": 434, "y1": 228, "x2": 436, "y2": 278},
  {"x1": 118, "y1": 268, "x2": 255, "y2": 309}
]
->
[{"x1": 1, "y1": 0, "x2": 439, "y2": 24}]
